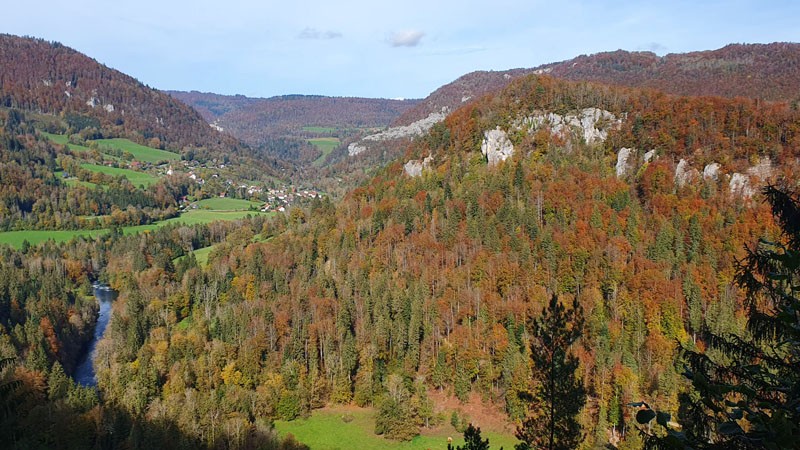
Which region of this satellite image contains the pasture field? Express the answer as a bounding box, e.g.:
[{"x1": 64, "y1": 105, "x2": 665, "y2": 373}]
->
[
  {"x1": 174, "y1": 244, "x2": 216, "y2": 267},
  {"x1": 64, "y1": 178, "x2": 102, "y2": 190},
  {"x1": 41, "y1": 132, "x2": 92, "y2": 153},
  {"x1": 0, "y1": 229, "x2": 108, "y2": 248},
  {"x1": 41, "y1": 133, "x2": 179, "y2": 163},
  {"x1": 195, "y1": 197, "x2": 263, "y2": 210},
  {"x1": 302, "y1": 126, "x2": 337, "y2": 134},
  {"x1": 0, "y1": 211, "x2": 272, "y2": 249},
  {"x1": 309, "y1": 137, "x2": 340, "y2": 167},
  {"x1": 273, "y1": 407, "x2": 518, "y2": 450},
  {"x1": 80, "y1": 163, "x2": 158, "y2": 187},
  {"x1": 121, "y1": 210, "x2": 272, "y2": 234},
  {"x1": 93, "y1": 138, "x2": 181, "y2": 163}
]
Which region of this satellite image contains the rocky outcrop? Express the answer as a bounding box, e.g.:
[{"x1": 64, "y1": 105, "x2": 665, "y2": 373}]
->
[
  {"x1": 747, "y1": 157, "x2": 774, "y2": 179},
  {"x1": 404, "y1": 154, "x2": 434, "y2": 177},
  {"x1": 348, "y1": 143, "x2": 367, "y2": 157},
  {"x1": 644, "y1": 149, "x2": 658, "y2": 163},
  {"x1": 675, "y1": 159, "x2": 700, "y2": 187},
  {"x1": 481, "y1": 128, "x2": 514, "y2": 166},
  {"x1": 518, "y1": 107, "x2": 619, "y2": 144},
  {"x1": 363, "y1": 109, "x2": 448, "y2": 142},
  {"x1": 616, "y1": 148, "x2": 636, "y2": 178},
  {"x1": 727, "y1": 157, "x2": 774, "y2": 198},
  {"x1": 349, "y1": 109, "x2": 449, "y2": 157},
  {"x1": 729, "y1": 173, "x2": 755, "y2": 198},
  {"x1": 703, "y1": 163, "x2": 721, "y2": 181}
]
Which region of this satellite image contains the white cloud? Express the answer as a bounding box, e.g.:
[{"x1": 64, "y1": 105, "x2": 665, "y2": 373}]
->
[
  {"x1": 388, "y1": 30, "x2": 425, "y2": 47},
  {"x1": 298, "y1": 28, "x2": 343, "y2": 40}
]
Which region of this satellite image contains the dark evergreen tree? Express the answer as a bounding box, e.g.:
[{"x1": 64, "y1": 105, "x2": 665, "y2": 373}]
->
[
  {"x1": 515, "y1": 294, "x2": 585, "y2": 450},
  {"x1": 449, "y1": 423, "x2": 492, "y2": 450},
  {"x1": 642, "y1": 185, "x2": 800, "y2": 449}
]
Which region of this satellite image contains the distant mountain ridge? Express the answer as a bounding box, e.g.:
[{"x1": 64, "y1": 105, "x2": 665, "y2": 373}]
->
[
  {"x1": 536, "y1": 42, "x2": 800, "y2": 101},
  {"x1": 396, "y1": 42, "x2": 800, "y2": 126},
  {"x1": 0, "y1": 34, "x2": 240, "y2": 154},
  {"x1": 169, "y1": 91, "x2": 420, "y2": 147}
]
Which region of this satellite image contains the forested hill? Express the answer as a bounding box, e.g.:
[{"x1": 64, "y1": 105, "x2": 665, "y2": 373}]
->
[
  {"x1": 80, "y1": 74, "x2": 800, "y2": 448},
  {"x1": 536, "y1": 42, "x2": 800, "y2": 102},
  {"x1": 396, "y1": 42, "x2": 800, "y2": 126},
  {"x1": 393, "y1": 68, "x2": 538, "y2": 126},
  {"x1": 0, "y1": 34, "x2": 242, "y2": 154},
  {"x1": 168, "y1": 91, "x2": 420, "y2": 147}
]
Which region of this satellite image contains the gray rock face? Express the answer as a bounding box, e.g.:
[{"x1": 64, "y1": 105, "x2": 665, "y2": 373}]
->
[
  {"x1": 348, "y1": 143, "x2": 367, "y2": 157},
  {"x1": 404, "y1": 154, "x2": 434, "y2": 177},
  {"x1": 727, "y1": 157, "x2": 774, "y2": 198},
  {"x1": 364, "y1": 109, "x2": 448, "y2": 142},
  {"x1": 747, "y1": 157, "x2": 773, "y2": 179},
  {"x1": 349, "y1": 109, "x2": 449, "y2": 157},
  {"x1": 644, "y1": 149, "x2": 658, "y2": 163},
  {"x1": 616, "y1": 147, "x2": 636, "y2": 178},
  {"x1": 481, "y1": 127, "x2": 514, "y2": 166},
  {"x1": 518, "y1": 107, "x2": 619, "y2": 144},
  {"x1": 675, "y1": 159, "x2": 700, "y2": 187},
  {"x1": 703, "y1": 163, "x2": 721, "y2": 181},
  {"x1": 729, "y1": 173, "x2": 754, "y2": 198}
]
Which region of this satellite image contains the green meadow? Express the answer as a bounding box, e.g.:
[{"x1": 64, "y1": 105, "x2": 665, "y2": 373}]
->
[
  {"x1": 94, "y1": 138, "x2": 181, "y2": 163},
  {"x1": 121, "y1": 210, "x2": 272, "y2": 234},
  {"x1": 309, "y1": 137, "x2": 340, "y2": 167},
  {"x1": 64, "y1": 178, "x2": 102, "y2": 190},
  {"x1": 274, "y1": 407, "x2": 518, "y2": 450},
  {"x1": 0, "y1": 211, "x2": 273, "y2": 249},
  {"x1": 302, "y1": 126, "x2": 337, "y2": 134},
  {"x1": 80, "y1": 163, "x2": 158, "y2": 187},
  {"x1": 174, "y1": 244, "x2": 216, "y2": 267},
  {"x1": 41, "y1": 132, "x2": 92, "y2": 153},
  {"x1": 41, "y1": 132, "x2": 180, "y2": 163},
  {"x1": 0, "y1": 229, "x2": 109, "y2": 248},
  {"x1": 195, "y1": 197, "x2": 263, "y2": 210}
]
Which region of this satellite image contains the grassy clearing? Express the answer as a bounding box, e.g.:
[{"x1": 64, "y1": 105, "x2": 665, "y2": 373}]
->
[
  {"x1": 175, "y1": 317, "x2": 193, "y2": 331},
  {"x1": 0, "y1": 229, "x2": 108, "y2": 249},
  {"x1": 64, "y1": 178, "x2": 102, "y2": 190},
  {"x1": 174, "y1": 244, "x2": 216, "y2": 267},
  {"x1": 0, "y1": 212, "x2": 274, "y2": 249},
  {"x1": 41, "y1": 133, "x2": 179, "y2": 163},
  {"x1": 195, "y1": 197, "x2": 263, "y2": 211},
  {"x1": 94, "y1": 138, "x2": 181, "y2": 163},
  {"x1": 273, "y1": 407, "x2": 518, "y2": 450},
  {"x1": 302, "y1": 126, "x2": 337, "y2": 134},
  {"x1": 41, "y1": 132, "x2": 92, "y2": 153},
  {"x1": 80, "y1": 163, "x2": 158, "y2": 187},
  {"x1": 309, "y1": 137, "x2": 340, "y2": 167},
  {"x1": 122, "y1": 210, "x2": 273, "y2": 234}
]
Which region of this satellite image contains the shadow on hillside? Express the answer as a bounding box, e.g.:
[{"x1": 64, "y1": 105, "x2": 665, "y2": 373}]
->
[{"x1": 1, "y1": 387, "x2": 309, "y2": 450}]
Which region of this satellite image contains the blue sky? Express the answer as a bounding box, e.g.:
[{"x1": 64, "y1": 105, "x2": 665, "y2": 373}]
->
[{"x1": 4, "y1": 0, "x2": 798, "y2": 99}]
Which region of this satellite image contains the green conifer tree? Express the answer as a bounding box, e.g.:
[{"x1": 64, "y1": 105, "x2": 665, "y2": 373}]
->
[{"x1": 515, "y1": 294, "x2": 585, "y2": 450}]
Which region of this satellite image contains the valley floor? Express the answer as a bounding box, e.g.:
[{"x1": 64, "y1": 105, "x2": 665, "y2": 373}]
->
[{"x1": 274, "y1": 403, "x2": 519, "y2": 450}]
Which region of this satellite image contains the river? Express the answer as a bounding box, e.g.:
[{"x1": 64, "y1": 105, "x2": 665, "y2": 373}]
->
[{"x1": 73, "y1": 283, "x2": 116, "y2": 387}]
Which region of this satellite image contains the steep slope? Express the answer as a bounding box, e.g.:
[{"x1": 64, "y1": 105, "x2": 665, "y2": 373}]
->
[
  {"x1": 0, "y1": 34, "x2": 241, "y2": 154},
  {"x1": 343, "y1": 42, "x2": 800, "y2": 174},
  {"x1": 393, "y1": 68, "x2": 537, "y2": 126},
  {"x1": 95, "y1": 74, "x2": 800, "y2": 448},
  {"x1": 396, "y1": 43, "x2": 800, "y2": 128},
  {"x1": 165, "y1": 90, "x2": 260, "y2": 123}
]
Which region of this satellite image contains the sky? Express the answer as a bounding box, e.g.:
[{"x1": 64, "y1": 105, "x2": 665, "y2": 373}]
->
[{"x1": 3, "y1": 0, "x2": 799, "y2": 99}]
